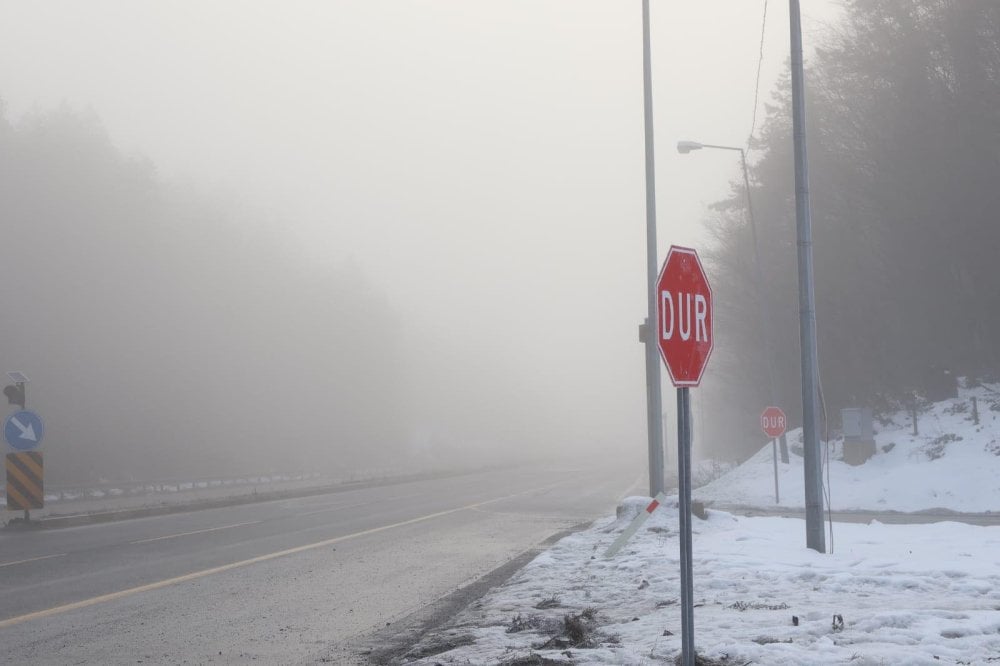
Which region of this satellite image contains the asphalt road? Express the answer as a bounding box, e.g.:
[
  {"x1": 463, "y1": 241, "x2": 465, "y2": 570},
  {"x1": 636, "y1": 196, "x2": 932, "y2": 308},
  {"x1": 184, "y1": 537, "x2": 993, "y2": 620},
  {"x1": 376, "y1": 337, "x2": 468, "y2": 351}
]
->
[{"x1": 0, "y1": 462, "x2": 641, "y2": 664}]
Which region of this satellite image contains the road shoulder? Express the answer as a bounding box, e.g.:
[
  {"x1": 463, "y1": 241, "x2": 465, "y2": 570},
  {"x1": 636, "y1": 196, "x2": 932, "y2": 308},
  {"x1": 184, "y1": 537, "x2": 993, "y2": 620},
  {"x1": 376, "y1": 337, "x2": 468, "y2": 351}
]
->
[{"x1": 323, "y1": 522, "x2": 591, "y2": 665}]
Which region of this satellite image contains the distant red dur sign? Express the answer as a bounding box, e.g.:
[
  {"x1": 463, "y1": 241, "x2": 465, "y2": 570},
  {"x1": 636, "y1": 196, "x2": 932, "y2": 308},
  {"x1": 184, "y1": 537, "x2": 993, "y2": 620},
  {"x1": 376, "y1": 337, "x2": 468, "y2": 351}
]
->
[
  {"x1": 655, "y1": 246, "x2": 714, "y2": 387},
  {"x1": 761, "y1": 406, "x2": 787, "y2": 439}
]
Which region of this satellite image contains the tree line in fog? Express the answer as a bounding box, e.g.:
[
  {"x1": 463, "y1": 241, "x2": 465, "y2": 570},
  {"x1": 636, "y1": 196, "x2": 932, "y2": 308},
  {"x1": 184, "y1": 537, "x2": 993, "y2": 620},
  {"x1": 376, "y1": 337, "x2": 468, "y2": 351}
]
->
[
  {"x1": 704, "y1": 0, "x2": 1000, "y2": 457},
  {"x1": 0, "y1": 104, "x2": 405, "y2": 484}
]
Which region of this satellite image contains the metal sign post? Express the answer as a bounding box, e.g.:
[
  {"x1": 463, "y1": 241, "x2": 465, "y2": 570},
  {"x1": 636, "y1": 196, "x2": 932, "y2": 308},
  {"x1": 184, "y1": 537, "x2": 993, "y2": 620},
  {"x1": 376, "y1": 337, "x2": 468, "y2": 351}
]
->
[
  {"x1": 656, "y1": 245, "x2": 713, "y2": 666},
  {"x1": 772, "y1": 439, "x2": 780, "y2": 504},
  {"x1": 676, "y1": 387, "x2": 695, "y2": 666},
  {"x1": 761, "y1": 406, "x2": 787, "y2": 505}
]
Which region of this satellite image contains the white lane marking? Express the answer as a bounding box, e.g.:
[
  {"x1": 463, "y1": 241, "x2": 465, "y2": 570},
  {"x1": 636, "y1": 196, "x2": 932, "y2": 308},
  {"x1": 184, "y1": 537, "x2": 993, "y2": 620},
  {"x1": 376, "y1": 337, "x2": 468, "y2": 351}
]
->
[
  {"x1": 0, "y1": 553, "x2": 66, "y2": 568},
  {"x1": 293, "y1": 491, "x2": 440, "y2": 517},
  {"x1": 298, "y1": 501, "x2": 369, "y2": 517},
  {"x1": 0, "y1": 481, "x2": 567, "y2": 629},
  {"x1": 129, "y1": 521, "x2": 261, "y2": 545}
]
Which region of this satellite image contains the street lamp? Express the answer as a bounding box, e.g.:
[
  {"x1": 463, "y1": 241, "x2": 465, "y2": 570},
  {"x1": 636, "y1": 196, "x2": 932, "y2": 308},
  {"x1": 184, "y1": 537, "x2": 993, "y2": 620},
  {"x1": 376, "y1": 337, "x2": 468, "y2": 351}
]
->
[
  {"x1": 675, "y1": 139, "x2": 788, "y2": 469},
  {"x1": 639, "y1": 0, "x2": 665, "y2": 498},
  {"x1": 675, "y1": 141, "x2": 754, "y2": 222},
  {"x1": 675, "y1": 142, "x2": 762, "y2": 285}
]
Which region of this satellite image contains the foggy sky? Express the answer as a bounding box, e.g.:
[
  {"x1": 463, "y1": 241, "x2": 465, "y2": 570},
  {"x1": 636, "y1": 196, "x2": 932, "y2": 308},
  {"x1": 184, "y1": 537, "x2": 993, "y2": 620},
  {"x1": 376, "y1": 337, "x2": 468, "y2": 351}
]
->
[{"x1": 0, "y1": 1, "x2": 840, "y2": 465}]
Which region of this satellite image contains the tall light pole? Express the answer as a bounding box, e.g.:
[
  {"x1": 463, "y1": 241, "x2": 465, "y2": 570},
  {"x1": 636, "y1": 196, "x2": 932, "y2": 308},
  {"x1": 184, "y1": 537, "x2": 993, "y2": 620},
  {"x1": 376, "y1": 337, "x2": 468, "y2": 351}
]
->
[
  {"x1": 676, "y1": 140, "x2": 788, "y2": 465},
  {"x1": 640, "y1": 0, "x2": 665, "y2": 497},
  {"x1": 789, "y1": 0, "x2": 825, "y2": 553}
]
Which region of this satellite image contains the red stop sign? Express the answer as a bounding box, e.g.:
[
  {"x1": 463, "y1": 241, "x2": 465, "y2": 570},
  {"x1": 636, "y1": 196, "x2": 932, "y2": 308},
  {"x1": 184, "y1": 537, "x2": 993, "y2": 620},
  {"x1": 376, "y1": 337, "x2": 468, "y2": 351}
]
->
[
  {"x1": 656, "y1": 246, "x2": 714, "y2": 387},
  {"x1": 761, "y1": 406, "x2": 787, "y2": 438}
]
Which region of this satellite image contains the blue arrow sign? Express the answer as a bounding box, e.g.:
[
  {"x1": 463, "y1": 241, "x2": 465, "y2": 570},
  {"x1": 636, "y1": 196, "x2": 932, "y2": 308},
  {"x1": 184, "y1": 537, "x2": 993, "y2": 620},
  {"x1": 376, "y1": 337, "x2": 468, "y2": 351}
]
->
[{"x1": 5, "y1": 410, "x2": 43, "y2": 451}]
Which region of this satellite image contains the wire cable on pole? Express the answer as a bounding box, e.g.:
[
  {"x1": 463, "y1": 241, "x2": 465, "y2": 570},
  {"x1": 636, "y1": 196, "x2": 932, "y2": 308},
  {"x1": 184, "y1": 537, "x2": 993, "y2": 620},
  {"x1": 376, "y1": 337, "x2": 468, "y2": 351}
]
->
[
  {"x1": 747, "y1": 0, "x2": 770, "y2": 154},
  {"x1": 819, "y1": 378, "x2": 834, "y2": 553}
]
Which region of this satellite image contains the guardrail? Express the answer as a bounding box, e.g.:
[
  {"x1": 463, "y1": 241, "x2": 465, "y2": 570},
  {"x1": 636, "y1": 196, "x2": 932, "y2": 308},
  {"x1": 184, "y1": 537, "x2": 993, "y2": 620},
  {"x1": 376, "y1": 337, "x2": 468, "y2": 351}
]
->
[
  {"x1": 0, "y1": 471, "x2": 327, "y2": 505},
  {"x1": 0, "y1": 463, "x2": 447, "y2": 508}
]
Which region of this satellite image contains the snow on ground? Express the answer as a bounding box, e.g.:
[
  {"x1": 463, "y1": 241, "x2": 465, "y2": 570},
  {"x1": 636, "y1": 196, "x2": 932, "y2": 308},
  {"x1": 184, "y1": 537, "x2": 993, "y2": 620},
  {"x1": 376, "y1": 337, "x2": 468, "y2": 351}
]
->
[
  {"x1": 408, "y1": 385, "x2": 1000, "y2": 664},
  {"x1": 698, "y1": 381, "x2": 1000, "y2": 512},
  {"x1": 411, "y1": 498, "x2": 1000, "y2": 665}
]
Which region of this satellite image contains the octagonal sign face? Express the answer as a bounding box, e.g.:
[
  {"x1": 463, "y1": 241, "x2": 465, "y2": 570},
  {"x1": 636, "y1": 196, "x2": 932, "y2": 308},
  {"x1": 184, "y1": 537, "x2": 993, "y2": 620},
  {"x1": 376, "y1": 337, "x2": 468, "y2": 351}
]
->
[
  {"x1": 761, "y1": 406, "x2": 787, "y2": 438},
  {"x1": 656, "y1": 245, "x2": 714, "y2": 387}
]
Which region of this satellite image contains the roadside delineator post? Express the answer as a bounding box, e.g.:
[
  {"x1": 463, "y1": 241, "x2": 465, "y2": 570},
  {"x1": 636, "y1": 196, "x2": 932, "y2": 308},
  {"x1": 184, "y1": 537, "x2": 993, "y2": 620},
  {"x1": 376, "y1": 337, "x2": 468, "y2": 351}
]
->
[
  {"x1": 603, "y1": 492, "x2": 669, "y2": 558},
  {"x1": 5, "y1": 452, "x2": 43, "y2": 513},
  {"x1": 3, "y1": 372, "x2": 42, "y2": 522}
]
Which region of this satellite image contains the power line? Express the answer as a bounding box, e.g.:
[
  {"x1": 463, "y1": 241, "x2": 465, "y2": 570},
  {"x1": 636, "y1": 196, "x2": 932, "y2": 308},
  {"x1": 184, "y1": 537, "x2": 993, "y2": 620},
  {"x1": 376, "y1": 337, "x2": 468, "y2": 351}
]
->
[{"x1": 747, "y1": 0, "x2": 769, "y2": 154}]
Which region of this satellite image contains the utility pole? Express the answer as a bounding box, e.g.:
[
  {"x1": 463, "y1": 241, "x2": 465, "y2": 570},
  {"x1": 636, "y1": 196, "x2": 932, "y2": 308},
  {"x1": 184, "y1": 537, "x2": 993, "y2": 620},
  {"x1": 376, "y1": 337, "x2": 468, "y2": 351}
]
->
[
  {"x1": 789, "y1": 0, "x2": 825, "y2": 553},
  {"x1": 641, "y1": 0, "x2": 665, "y2": 496}
]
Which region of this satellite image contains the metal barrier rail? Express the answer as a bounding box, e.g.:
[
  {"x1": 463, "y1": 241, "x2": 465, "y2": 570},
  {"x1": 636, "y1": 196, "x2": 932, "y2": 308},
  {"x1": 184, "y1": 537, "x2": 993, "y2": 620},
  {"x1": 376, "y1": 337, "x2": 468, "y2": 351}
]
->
[
  {"x1": 0, "y1": 464, "x2": 429, "y2": 506},
  {"x1": 1, "y1": 471, "x2": 326, "y2": 504}
]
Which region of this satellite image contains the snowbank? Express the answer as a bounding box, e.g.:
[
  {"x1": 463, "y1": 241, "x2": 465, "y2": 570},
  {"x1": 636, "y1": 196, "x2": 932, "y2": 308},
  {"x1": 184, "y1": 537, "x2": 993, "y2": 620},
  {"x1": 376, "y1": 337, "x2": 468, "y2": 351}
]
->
[
  {"x1": 698, "y1": 381, "x2": 1000, "y2": 512},
  {"x1": 410, "y1": 497, "x2": 1000, "y2": 664}
]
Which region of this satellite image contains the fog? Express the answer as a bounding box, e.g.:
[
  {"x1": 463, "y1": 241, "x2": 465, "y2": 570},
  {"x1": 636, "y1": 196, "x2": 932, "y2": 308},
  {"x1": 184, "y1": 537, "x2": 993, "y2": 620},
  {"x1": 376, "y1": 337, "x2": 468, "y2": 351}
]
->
[{"x1": 0, "y1": 2, "x2": 840, "y2": 484}]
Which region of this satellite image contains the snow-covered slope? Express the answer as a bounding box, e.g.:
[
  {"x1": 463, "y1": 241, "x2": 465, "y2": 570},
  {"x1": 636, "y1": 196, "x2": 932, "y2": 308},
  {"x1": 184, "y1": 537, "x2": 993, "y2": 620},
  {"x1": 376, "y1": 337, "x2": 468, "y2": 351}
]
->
[
  {"x1": 402, "y1": 383, "x2": 1000, "y2": 665},
  {"x1": 697, "y1": 380, "x2": 1000, "y2": 512},
  {"x1": 411, "y1": 497, "x2": 1000, "y2": 665}
]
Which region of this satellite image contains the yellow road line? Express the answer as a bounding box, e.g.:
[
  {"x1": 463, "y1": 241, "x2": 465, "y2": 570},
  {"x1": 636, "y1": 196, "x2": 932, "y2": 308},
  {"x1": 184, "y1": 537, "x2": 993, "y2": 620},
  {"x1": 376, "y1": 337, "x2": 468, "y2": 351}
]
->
[
  {"x1": 0, "y1": 553, "x2": 66, "y2": 568},
  {"x1": 0, "y1": 481, "x2": 564, "y2": 630},
  {"x1": 129, "y1": 520, "x2": 262, "y2": 544}
]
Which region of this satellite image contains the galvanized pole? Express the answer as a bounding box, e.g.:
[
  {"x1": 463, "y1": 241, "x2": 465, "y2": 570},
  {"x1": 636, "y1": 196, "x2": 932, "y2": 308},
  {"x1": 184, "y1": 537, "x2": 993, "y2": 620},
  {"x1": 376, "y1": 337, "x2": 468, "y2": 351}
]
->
[
  {"x1": 641, "y1": 0, "x2": 665, "y2": 496},
  {"x1": 772, "y1": 438, "x2": 780, "y2": 504},
  {"x1": 22, "y1": 382, "x2": 28, "y2": 523},
  {"x1": 788, "y1": 0, "x2": 825, "y2": 553},
  {"x1": 676, "y1": 387, "x2": 695, "y2": 666}
]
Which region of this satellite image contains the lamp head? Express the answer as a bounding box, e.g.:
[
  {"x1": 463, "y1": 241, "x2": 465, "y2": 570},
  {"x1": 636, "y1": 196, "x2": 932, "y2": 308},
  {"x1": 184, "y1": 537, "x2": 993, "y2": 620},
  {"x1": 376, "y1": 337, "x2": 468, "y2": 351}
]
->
[{"x1": 676, "y1": 140, "x2": 704, "y2": 154}]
